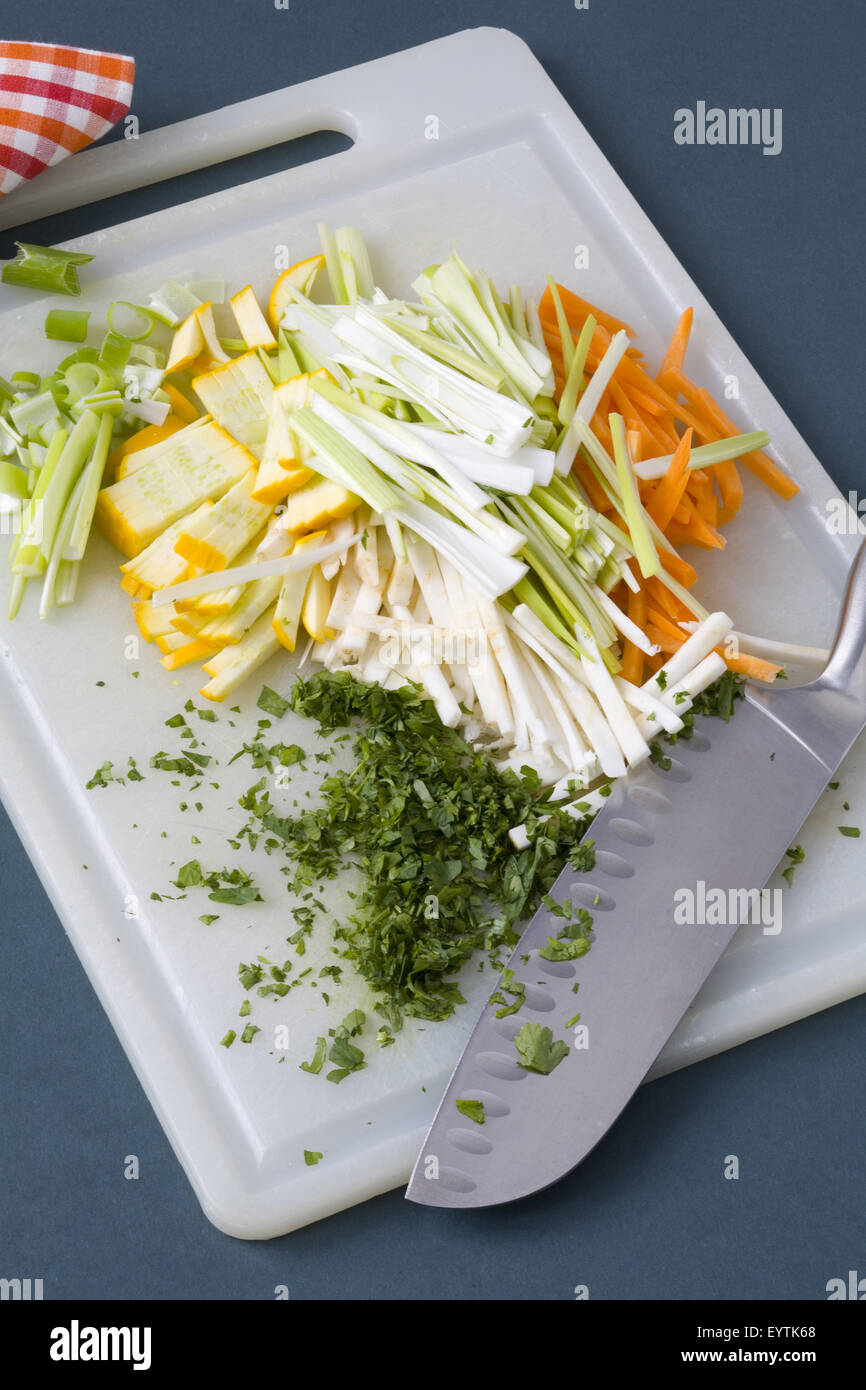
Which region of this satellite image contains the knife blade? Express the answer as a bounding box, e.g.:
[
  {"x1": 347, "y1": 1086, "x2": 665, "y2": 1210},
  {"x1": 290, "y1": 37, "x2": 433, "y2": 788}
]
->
[{"x1": 406, "y1": 542, "x2": 866, "y2": 1210}]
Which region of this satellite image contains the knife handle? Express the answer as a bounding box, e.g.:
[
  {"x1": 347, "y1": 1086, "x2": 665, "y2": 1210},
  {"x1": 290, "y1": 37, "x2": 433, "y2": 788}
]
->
[
  {"x1": 816, "y1": 539, "x2": 866, "y2": 698},
  {"x1": 759, "y1": 539, "x2": 866, "y2": 771}
]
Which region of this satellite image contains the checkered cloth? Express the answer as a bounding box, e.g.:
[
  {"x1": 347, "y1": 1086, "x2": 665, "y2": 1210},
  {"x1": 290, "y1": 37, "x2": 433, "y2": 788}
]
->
[{"x1": 0, "y1": 41, "x2": 134, "y2": 198}]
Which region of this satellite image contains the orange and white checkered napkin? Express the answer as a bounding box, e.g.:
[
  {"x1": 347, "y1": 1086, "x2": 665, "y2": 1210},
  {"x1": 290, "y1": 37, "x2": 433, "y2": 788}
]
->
[{"x1": 0, "y1": 41, "x2": 134, "y2": 198}]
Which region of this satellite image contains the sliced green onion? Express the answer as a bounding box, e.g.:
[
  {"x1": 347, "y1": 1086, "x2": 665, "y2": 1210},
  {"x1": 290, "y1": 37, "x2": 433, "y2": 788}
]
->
[
  {"x1": 2, "y1": 243, "x2": 93, "y2": 297},
  {"x1": 106, "y1": 301, "x2": 159, "y2": 342},
  {"x1": 11, "y1": 370, "x2": 39, "y2": 390},
  {"x1": 45, "y1": 309, "x2": 90, "y2": 343},
  {"x1": 99, "y1": 331, "x2": 132, "y2": 372}
]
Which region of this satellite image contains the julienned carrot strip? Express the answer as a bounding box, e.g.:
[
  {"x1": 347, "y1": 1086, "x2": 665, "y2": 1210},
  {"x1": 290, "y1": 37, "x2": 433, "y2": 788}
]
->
[
  {"x1": 539, "y1": 284, "x2": 635, "y2": 339},
  {"x1": 714, "y1": 459, "x2": 744, "y2": 524},
  {"x1": 645, "y1": 574, "x2": 694, "y2": 622},
  {"x1": 657, "y1": 308, "x2": 693, "y2": 391},
  {"x1": 645, "y1": 625, "x2": 685, "y2": 655},
  {"x1": 672, "y1": 502, "x2": 691, "y2": 525},
  {"x1": 691, "y1": 471, "x2": 719, "y2": 527},
  {"x1": 693, "y1": 389, "x2": 799, "y2": 499},
  {"x1": 658, "y1": 547, "x2": 697, "y2": 588},
  {"x1": 665, "y1": 519, "x2": 724, "y2": 551},
  {"x1": 574, "y1": 457, "x2": 611, "y2": 511},
  {"x1": 678, "y1": 496, "x2": 725, "y2": 549},
  {"x1": 646, "y1": 427, "x2": 692, "y2": 530},
  {"x1": 619, "y1": 577, "x2": 647, "y2": 685},
  {"x1": 720, "y1": 650, "x2": 781, "y2": 682},
  {"x1": 646, "y1": 606, "x2": 686, "y2": 640},
  {"x1": 627, "y1": 427, "x2": 643, "y2": 462}
]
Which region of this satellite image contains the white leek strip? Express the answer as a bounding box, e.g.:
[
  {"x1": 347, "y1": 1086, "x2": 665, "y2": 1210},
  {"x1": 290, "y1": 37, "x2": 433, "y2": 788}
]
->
[
  {"x1": 509, "y1": 602, "x2": 588, "y2": 687},
  {"x1": 595, "y1": 586, "x2": 660, "y2": 656},
  {"x1": 148, "y1": 279, "x2": 201, "y2": 326},
  {"x1": 522, "y1": 644, "x2": 592, "y2": 774},
  {"x1": 291, "y1": 408, "x2": 402, "y2": 514},
  {"x1": 151, "y1": 533, "x2": 360, "y2": 607},
  {"x1": 336, "y1": 573, "x2": 389, "y2": 660},
  {"x1": 578, "y1": 627, "x2": 649, "y2": 765},
  {"x1": 411, "y1": 423, "x2": 554, "y2": 486},
  {"x1": 393, "y1": 496, "x2": 527, "y2": 601},
  {"x1": 555, "y1": 330, "x2": 630, "y2": 475},
  {"x1": 123, "y1": 398, "x2": 171, "y2": 426},
  {"x1": 508, "y1": 786, "x2": 610, "y2": 851},
  {"x1": 634, "y1": 652, "x2": 728, "y2": 740},
  {"x1": 310, "y1": 387, "x2": 479, "y2": 507},
  {"x1": 609, "y1": 413, "x2": 659, "y2": 579},
  {"x1": 633, "y1": 432, "x2": 771, "y2": 481},
  {"x1": 385, "y1": 550, "x2": 416, "y2": 608},
  {"x1": 383, "y1": 509, "x2": 407, "y2": 563},
  {"x1": 410, "y1": 539, "x2": 474, "y2": 704},
  {"x1": 400, "y1": 461, "x2": 525, "y2": 555},
  {"x1": 642, "y1": 611, "x2": 732, "y2": 693},
  {"x1": 333, "y1": 310, "x2": 533, "y2": 454},
  {"x1": 477, "y1": 600, "x2": 552, "y2": 751},
  {"x1": 615, "y1": 677, "x2": 684, "y2": 735},
  {"x1": 444, "y1": 568, "x2": 514, "y2": 739},
  {"x1": 727, "y1": 631, "x2": 829, "y2": 669}
]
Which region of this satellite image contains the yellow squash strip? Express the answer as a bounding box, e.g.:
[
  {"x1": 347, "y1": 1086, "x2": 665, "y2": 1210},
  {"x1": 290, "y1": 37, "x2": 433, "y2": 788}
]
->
[
  {"x1": 281, "y1": 475, "x2": 361, "y2": 534},
  {"x1": 267, "y1": 254, "x2": 326, "y2": 333},
  {"x1": 173, "y1": 468, "x2": 272, "y2": 571},
  {"x1": 272, "y1": 529, "x2": 327, "y2": 650},
  {"x1": 118, "y1": 504, "x2": 211, "y2": 597},
  {"x1": 199, "y1": 606, "x2": 281, "y2": 702},
  {"x1": 96, "y1": 422, "x2": 255, "y2": 558},
  {"x1": 191, "y1": 351, "x2": 274, "y2": 460},
  {"x1": 229, "y1": 285, "x2": 278, "y2": 350}
]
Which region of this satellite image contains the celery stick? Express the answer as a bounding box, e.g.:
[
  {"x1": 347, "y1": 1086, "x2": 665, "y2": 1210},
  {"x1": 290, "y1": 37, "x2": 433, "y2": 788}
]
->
[
  {"x1": 558, "y1": 314, "x2": 596, "y2": 425},
  {"x1": 11, "y1": 427, "x2": 68, "y2": 569}
]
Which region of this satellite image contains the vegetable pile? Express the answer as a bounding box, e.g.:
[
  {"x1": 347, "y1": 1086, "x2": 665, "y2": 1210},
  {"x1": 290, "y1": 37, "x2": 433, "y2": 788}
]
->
[{"x1": 1, "y1": 223, "x2": 798, "y2": 806}]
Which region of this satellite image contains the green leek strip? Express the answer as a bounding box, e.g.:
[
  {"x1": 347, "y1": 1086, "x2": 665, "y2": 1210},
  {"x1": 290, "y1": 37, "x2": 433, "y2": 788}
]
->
[
  {"x1": 45, "y1": 309, "x2": 90, "y2": 343},
  {"x1": 609, "y1": 413, "x2": 659, "y2": 579},
  {"x1": 64, "y1": 411, "x2": 113, "y2": 561},
  {"x1": 388, "y1": 321, "x2": 505, "y2": 390},
  {"x1": 55, "y1": 559, "x2": 80, "y2": 607},
  {"x1": 317, "y1": 222, "x2": 349, "y2": 305},
  {"x1": 218, "y1": 338, "x2": 248, "y2": 354},
  {"x1": 511, "y1": 575, "x2": 582, "y2": 654},
  {"x1": 7, "y1": 572, "x2": 27, "y2": 619},
  {"x1": 0, "y1": 460, "x2": 28, "y2": 501},
  {"x1": 2, "y1": 243, "x2": 93, "y2": 297},
  {"x1": 40, "y1": 470, "x2": 87, "y2": 619},
  {"x1": 633, "y1": 431, "x2": 771, "y2": 481},
  {"x1": 34, "y1": 411, "x2": 100, "y2": 566},
  {"x1": 11, "y1": 370, "x2": 39, "y2": 389},
  {"x1": 99, "y1": 331, "x2": 132, "y2": 372},
  {"x1": 278, "y1": 331, "x2": 301, "y2": 381},
  {"x1": 546, "y1": 276, "x2": 574, "y2": 376},
  {"x1": 70, "y1": 391, "x2": 124, "y2": 419},
  {"x1": 9, "y1": 389, "x2": 58, "y2": 436},
  {"x1": 256, "y1": 348, "x2": 281, "y2": 385},
  {"x1": 335, "y1": 226, "x2": 375, "y2": 301},
  {"x1": 106, "y1": 301, "x2": 159, "y2": 342},
  {"x1": 63, "y1": 361, "x2": 114, "y2": 403},
  {"x1": 11, "y1": 427, "x2": 68, "y2": 567},
  {"x1": 291, "y1": 408, "x2": 401, "y2": 515},
  {"x1": 558, "y1": 314, "x2": 596, "y2": 425}
]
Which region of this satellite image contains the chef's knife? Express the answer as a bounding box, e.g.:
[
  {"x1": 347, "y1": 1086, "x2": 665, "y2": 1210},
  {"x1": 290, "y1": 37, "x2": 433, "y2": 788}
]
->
[{"x1": 406, "y1": 541, "x2": 866, "y2": 1210}]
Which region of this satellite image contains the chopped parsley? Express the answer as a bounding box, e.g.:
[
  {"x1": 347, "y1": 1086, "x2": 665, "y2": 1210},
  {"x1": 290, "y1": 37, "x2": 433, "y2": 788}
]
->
[
  {"x1": 456, "y1": 1098, "x2": 486, "y2": 1125},
  {"x1": 839, "y1": 826, "x2": 860, "y2": 838},
  {"x1": 514, "y1": 1022, "x2": 569, "y2": 1075},
  {"x1": 304, "y1": 1150, "x2": 323, "y2": 1166},
  {"x1": 782, "y1": 844, "x2": 805, "y2": 887},
  {"x1": 257, "y1": 685, "x2": 290, "y2": 718}
]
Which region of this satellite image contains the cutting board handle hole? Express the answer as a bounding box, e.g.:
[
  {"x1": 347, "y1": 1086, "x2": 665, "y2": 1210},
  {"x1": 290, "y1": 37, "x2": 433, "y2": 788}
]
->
[{"x1": 0, "y1": 129, "x2": 354, "y2": 260}]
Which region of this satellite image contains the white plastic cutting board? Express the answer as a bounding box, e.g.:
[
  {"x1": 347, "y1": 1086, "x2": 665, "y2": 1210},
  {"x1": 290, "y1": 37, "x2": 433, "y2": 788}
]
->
[{"x1": 1, "y1": 29, "x2": 863, "y2": 1239}]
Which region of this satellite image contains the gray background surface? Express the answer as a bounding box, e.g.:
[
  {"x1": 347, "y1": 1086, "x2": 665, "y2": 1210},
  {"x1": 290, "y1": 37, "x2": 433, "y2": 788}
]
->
[{"x1": 0, "y1": 0, "x2": 863, "y2": 1299}]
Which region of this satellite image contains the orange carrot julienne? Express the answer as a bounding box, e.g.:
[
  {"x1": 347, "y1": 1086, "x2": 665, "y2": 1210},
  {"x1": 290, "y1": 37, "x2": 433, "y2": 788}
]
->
[
  {"x1": 539, "y1": 283, "x2": 635, "y2": 339},
  {"x1": 647, "y1": 427, "x2": 693, "y2": 530},
  {"x1": 720, "y1": 650, "x2": 782, "y2": 682},
  {"x1": 693, "y1": 389, "x2": 799, "y2": 499},
  {"x1": 657, "y1": 307, "x2": 693, "y2": 391},
  {"x1": 658, "y1": 547, "x2": 698, "y2": 588}
]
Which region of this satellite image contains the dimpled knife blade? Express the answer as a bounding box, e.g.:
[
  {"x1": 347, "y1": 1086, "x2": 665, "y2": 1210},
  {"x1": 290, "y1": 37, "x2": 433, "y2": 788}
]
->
[{"x1": 405, "y1": 629, "x2": 866, "y2": 1210}]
